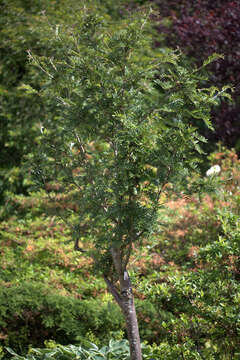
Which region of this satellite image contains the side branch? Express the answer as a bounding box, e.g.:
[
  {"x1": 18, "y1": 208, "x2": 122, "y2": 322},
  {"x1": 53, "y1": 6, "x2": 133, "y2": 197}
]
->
[
  {"x1": 103, "y1": 275, "x2": 123, "y2": 311},
  {"x1": 74, "y1": 239, "x2": 86, "y2": 253}
]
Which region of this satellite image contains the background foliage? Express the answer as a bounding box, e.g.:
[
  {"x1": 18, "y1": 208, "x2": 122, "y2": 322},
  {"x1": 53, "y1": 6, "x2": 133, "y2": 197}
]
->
[
  {"x1": 0, "y1": 0, "x2": 127, "y2": 203},
  {"x1": 153, "y1": 0, "x2": 240, "y2": 152}
]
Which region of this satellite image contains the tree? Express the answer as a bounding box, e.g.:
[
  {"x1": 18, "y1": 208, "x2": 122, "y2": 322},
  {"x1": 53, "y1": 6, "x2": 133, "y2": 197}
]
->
[{"x1": 28, "y1": 5, "x2": 228, "y2": 360}]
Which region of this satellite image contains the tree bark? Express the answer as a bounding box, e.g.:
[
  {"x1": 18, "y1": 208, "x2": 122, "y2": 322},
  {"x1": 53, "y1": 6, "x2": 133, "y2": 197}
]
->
[
  {"x1": 121, "y1": 280, "x2": 142, "y2": 360},
  {"x1": 104, "y1": 271, "x2": 142, "y2": 360}
]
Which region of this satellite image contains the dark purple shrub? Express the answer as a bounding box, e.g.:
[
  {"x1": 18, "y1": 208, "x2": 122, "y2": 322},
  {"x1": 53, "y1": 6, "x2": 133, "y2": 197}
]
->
[{"x1": 153, "y1": 0, "x2": 240, "y2": 150}]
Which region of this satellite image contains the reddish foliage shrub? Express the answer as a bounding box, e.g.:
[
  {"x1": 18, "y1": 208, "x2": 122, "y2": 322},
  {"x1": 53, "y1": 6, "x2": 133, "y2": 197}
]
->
[{"x1": 154, "y1": 0, "x2": 240, "y2": 149}]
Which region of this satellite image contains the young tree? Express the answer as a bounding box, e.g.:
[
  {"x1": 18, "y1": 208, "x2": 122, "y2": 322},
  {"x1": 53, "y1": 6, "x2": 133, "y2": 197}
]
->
[{"x1": 29, "y1": 6, "x2": 228, "y2": 360}]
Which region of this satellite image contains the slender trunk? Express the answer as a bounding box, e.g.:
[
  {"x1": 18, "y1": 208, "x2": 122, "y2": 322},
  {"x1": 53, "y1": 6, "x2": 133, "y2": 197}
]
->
[
  {"x1": 104, "y1": 272, "x2": 142, "y2": 360},
  {"x1": 121, "y1": 287, "x2": 142, "y2": 360}
]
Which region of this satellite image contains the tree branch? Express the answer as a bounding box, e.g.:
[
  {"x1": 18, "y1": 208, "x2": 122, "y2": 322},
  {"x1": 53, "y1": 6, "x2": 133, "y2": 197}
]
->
[
  {"x1": 103, "y1": 275, "x2": 123, "y2": 310},
  {"x1": 74, "y1": 238, "x2": 86, "y2": 253}
]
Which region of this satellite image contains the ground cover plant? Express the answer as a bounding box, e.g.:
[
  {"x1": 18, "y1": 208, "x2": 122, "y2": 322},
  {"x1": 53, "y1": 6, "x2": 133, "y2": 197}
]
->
[
  {"x1": 7, "y1": 339, "x2": 191, "y2": 360},
  {"x1": 7, "y1": 340, "x2": 131, "y2": 360}
]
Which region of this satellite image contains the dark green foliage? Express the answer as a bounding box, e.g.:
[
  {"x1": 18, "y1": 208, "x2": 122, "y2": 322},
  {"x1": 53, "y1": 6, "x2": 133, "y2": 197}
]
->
[
  {"x1": 0, "y1": 281, "x2": 124, "y2": 353},
  {"x1": 0, "y1": 199, "x2": 125, "y2": 355},
  {"x1": 0, "y1": 0, "x2": 52, "y2": 199}
]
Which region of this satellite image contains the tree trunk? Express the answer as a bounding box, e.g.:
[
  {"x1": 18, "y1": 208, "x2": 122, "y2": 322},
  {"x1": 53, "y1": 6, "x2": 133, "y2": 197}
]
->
[
  {"x1": 121, "y1": 285, "x2": 142, "y2": 360},
  {"x1": 104, "y1": 271, "x2": 142, "y2": 360}
]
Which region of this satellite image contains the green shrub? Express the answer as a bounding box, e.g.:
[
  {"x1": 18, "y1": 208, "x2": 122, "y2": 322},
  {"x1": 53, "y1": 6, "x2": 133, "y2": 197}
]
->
[{"x1": 0, "y1": 282, "x2": 124, "y2": 355}]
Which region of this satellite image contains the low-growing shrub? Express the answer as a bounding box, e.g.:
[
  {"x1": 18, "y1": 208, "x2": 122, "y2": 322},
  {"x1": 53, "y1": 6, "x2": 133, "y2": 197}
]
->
[{"x1": 0, "y1": 282, "x2": 124, "y2": 355}]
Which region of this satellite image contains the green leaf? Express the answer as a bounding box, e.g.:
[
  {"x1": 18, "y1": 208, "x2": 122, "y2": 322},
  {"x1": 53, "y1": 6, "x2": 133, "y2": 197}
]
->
[{"x1": 203, "y1": 53, "x2": 224, "y2": 67}]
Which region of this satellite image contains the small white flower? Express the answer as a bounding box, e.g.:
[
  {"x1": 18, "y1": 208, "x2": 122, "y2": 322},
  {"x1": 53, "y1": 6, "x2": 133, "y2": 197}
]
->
[
  {"x1": 40, "y1": 126, "x2": 45, "y2": 134},
  {"x1": 206, "y1": 165, "x2": 221, "y2": 177},
  {"x1": 69, "y1": 142, "x2": 75, "y2": 150}
]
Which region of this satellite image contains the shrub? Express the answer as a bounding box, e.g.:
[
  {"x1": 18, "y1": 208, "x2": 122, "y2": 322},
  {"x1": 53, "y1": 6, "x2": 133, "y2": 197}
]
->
[
  {"x1": 0, "y1": 282, "x2": 124, "y2": 355},
  {"x1": 154, "y1": 0, "x2": 240, "y2": 151}
]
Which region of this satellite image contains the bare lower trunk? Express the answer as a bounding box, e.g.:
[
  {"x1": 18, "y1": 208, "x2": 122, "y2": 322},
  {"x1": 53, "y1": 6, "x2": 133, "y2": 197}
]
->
[
  {"x1": 104, "y1": 272, "x2": 142, "y2": 360},
  {"x1": 122, "y1": 288, "x2": 142, "y2": 360}
]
